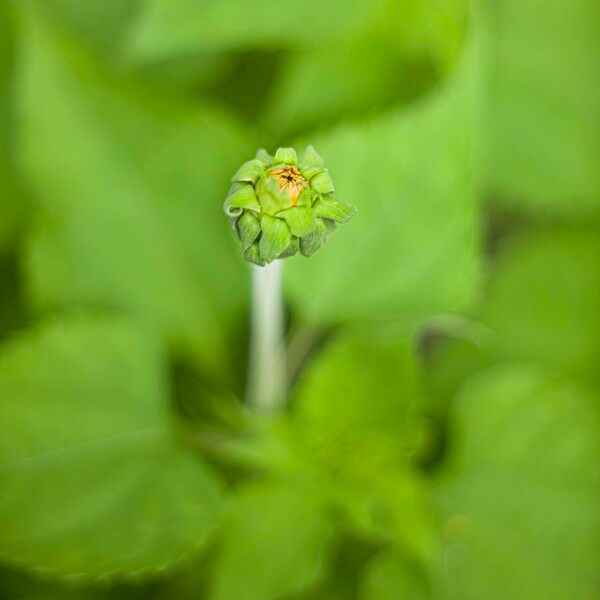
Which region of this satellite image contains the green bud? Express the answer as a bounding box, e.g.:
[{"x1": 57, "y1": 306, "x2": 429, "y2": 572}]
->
[{"x1": 224, "y1": 146, "x2": 357, "y2": 266}]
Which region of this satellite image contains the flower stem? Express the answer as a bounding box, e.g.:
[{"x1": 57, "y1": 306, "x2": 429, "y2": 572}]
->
[{"x1": 246, "y1": 260, "x2": 286, "y2": 412}]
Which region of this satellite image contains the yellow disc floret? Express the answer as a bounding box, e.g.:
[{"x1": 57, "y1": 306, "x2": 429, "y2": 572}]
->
[{"x1": 268, "y1": 165, "x2": 306, "y2": 205}]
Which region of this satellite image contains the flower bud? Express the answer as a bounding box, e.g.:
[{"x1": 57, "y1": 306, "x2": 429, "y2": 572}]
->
[{"x1": 224, "y1": 146, "x2": 356, "y2": 266}]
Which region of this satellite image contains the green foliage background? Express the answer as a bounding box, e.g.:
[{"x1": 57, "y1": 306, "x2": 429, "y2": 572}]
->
[{"x1": 0, "y1": 0, "x2": 598, "y2": 598}]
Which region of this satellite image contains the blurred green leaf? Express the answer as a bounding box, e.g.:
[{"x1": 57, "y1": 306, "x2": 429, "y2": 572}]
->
[
  {"x1": 333, "y1": 470, "x2": 436, "y2": 565},
  {"x1": 211, "y1": 481, "x2": 332, "y2": 600},
  {"x1": 382, "y1": 0, "x2": 469, "y2": 75},
  {"x1": 17, "y1": 6, "x2": 253, "y2": 376},
  {"x1": 483, "y1": 0, "x2": 600, "y2": 215},
  {"x1": 289, "y1": 331, "x2": 436, "y2": 560},
  {"x1": 133, "y1": 52, "x2": 234, "y2": 94},
  {"x1": 285, "y1": 44, "x2": 481, "y2": 326},
  {"x1": 481, "y1": 227, "x2": 600, "y2": 380},
  {"x1": 290, "y1": 536, "x2": 381, "y2": 600},
  {"x1": 35, "y1": 0, "x2": 141, "y2": 52},
  {"x1": 420, "y1": 317, "x2": 494, "y2": 420},
  {"x1": 360, "y1": 548, "x2": 429, "y2": 600},
  {"x1": 0, "y1": 314, "x2": 221, "y2": 581},
  {"x1": 128, "y1": 0, "x2": 386, "y2": 59},
  {"x1": 294, "y1": 331, "x2": 423, "y2": 464},
  {"x1": 37, "y1": 0, "x2": 235, "y2": 93},
  {"x1": 0, "y1": 253, "x2": 26, "y2": 341},
  {"x1": 262, "y1": 35, "x2": 433, "y2": 141},
  {"x1": 437, "y1": 365, "x2": 600, "y2": 600},
  {"x1": 0, "y1": 0, "x2": 20, "y2": 251},
  {"x1": 262, "y1": 0, "x2": 470, "y2": 140},
  {"x1": 0, "y1": 566, "x2": 155, "y2": 600},
  {"x1": 0, "y1": 569, "x2": 100, "y2": 600}
]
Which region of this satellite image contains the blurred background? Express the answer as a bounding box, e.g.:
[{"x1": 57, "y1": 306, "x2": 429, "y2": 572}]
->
[{"x1": 0, "y1": 0, "x2": 598, "y2": 599}]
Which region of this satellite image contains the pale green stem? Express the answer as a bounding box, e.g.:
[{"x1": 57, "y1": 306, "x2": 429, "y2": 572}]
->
[{"x1": 246, "y1": 260, "x2": 286, "y2": 412}]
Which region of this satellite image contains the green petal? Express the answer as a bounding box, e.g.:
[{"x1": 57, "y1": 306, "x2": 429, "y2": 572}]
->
[
  {"x1": 313, "y1": 195, "x2": 356, "y2": 223},
  {"x1": 259, "y1": 215, "x2": 291, "y2": 263},
  {"x1": 299, "y1": 145, "x2": 323, "y2": 178},
  {"x1": 244, "y1": 242, "x2": 266, "y2": 267},
  {"x1": 300, "y1": 218, "x2": 327, "y2": 257},
  {"x1": 297, "y1": 188, "x2": 317, "y2": 208},
  {"x1": 278, "y1": 206, "x2": 316, "y2": 237},
  {"x1": 274, "y1": 147, "x2": 297, "y2": 165},
  {"x1": 224, "y1": 182, "x2": 260, "y2": 217},
  {"x1": 237, "y1": 211, "x2": 261, "y2": 251},
  {"x1": 278, "y1": 236, "x2": 299, "y2": 259},
  {"x1": 310, "y1": 170, "x2": 335, "y2": 194},
  {"x1": 232, "y1": 159, "x2": 265, "y2": 184},
  {"x1": 254, "y1": 148, "x2": 274, "y2": 166}
]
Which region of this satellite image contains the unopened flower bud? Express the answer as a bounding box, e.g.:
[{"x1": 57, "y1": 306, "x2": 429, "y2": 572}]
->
[{"x1": 224, "y1": 146, "x2": 356, "y2": 266}]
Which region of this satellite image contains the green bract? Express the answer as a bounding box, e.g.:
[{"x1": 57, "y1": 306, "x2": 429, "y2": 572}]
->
[{"x1": 224, "y1": 146, "x2": 356, "y2": 266}]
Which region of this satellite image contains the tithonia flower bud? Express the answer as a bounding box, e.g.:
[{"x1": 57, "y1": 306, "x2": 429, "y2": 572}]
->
[{"x1": 224, "y1": 146, "x2": 356, "y2": 266}]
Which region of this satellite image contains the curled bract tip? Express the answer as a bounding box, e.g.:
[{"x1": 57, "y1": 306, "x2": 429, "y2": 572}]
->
[{"x1": 224, "y1": 146, "x2": 356, "y2": 266}]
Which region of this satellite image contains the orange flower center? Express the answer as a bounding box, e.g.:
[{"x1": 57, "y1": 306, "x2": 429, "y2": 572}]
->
[{"x1": 268, "y1": 166, "x2": 305, "y2": 205}]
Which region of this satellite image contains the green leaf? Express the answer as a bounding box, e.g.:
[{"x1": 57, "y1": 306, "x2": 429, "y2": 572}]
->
[
  {"x1": 290, "y1": 332, "x2": 434, "y2": 559},
  {"x1": 483, "y1": 0, "x2": 600, "y2": 216},
  {"x1": 361, "y1": 549, "x2": 429, "y2": 600},
  {"x1": 436, "y1": 365, "x2": 600, "y2": 600},
  {"x1": 313, "y1": 195, "x2": 356, "y2": 223},
  {"x1": 286, "y1": 45, "x2": 481, "y2": 326},
  {"x1": 236, "y1": 212, "x2": 261, "y2": 252},
  {"x1": 259, "y1": 215, "x2": 291, "y2": 263},
  {"x1": 261, "y1": 6, "x2": 469, "y2": 140},
  {"x1": 333, "y1": 470, "x2": 436, "y2": 563},
  {"x1": 481, "y1": 228, "x2": 600, "y2": 381},
  {"x1": 274, "y1": 147, "x2": 297, "y2": 165},
  {"x1": 0, "y1": 314, "x2": 221, "y2": 581},
  {"x1": 278, "y1": 206, "x2": 316, "y2": 237},
  {"x1": 299, "y1": 218, "x2": 327, "y2": 257},
  {"x1": 0, "y1": 566, "x2": 155, "y2": 599},
  {"x1": 263, "y1": 36, "x2": 410, "y2": 142},
  {"x1": 18, "y1": 7, "x2": 253, "y2": 376},
  {"x1": 422, "y1": 332, "x2": 492, "y2": 420},
  {"x1": 211, "y1": 482, "x2": 333, "y2": 600},
  {"x1": 0, "y1": 2, "x2": 20, "y2": 252},
  {"x1": 32, "y1": 0, "x2": 140, "y2": 54},
  {"x1": 127, "y1": 0, "x2": 387, "y2": 58},
  {"x1": 131, "y1": 51, "x2": 233, "y2": 94},
  {"x1": 294, "y1": 331, "x2": 423, "y2": 466},
  {"x1": 0, "y1": 255, "x2": 26, "y2": 341}
]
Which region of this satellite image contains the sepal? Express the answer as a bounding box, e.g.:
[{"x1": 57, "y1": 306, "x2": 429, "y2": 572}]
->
[
  {"x1": 274, "y1": 147, "x2": 297, "y2": 165},
  {"x1": 310, "y1": 170, "x2": 335, "y2": 194},
  {"x1": 237, "y1": 212, "x2": 261, "y2": 251},
  {"x1": 224, "y1": 182, "x2": 261, "y2": 217},
  {"x1": 278, "y1": 207, "x2": 316, "y2": 237},
  {"x1": 232, "y1": 159, "x2": 265, "y2": 184},
  {"x1": 259, "y1": 215, "x2": 292, "y2": 263},
  {"x1": 313, "y1": 195, "x2": 356, "y2": 223},
  {"x1": 300, "y1": 218, "x2": 327, "y2": 256}
]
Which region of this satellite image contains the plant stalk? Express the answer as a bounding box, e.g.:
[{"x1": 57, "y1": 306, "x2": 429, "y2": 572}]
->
[{"x1": 246, "y1": 260, "x2": 286, "y2": 412}]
